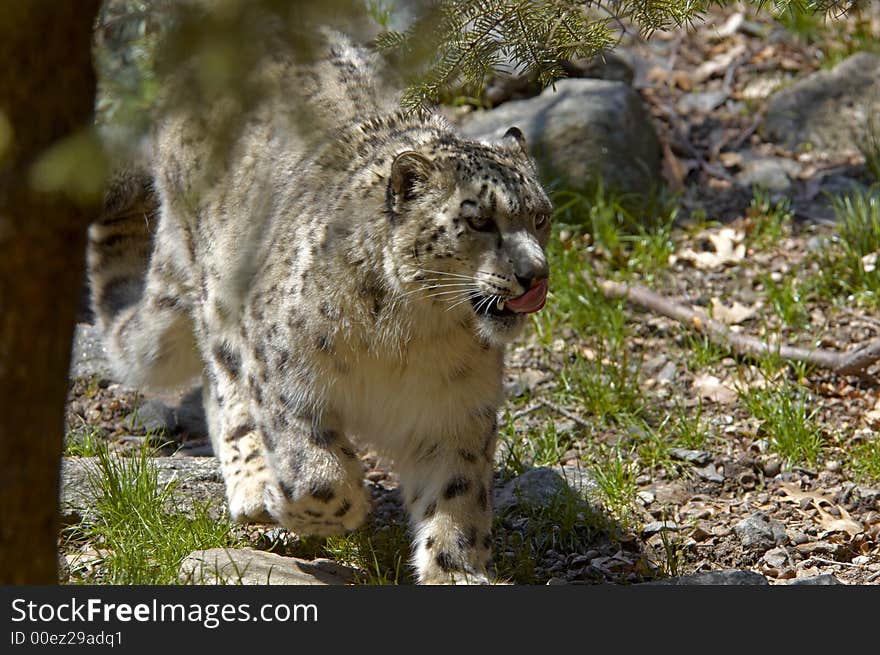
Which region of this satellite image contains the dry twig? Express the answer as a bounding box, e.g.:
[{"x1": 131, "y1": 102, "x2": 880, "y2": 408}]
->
[
  {"x1": 600, "y1": 280, "x2": 880, "y2": 376},
  {"x1": 539, "y1": 399, "x2": 592, "y2": 428}
]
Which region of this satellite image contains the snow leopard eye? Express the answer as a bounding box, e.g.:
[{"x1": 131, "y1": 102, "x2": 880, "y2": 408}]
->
[
  {"x1": 466, "y1": 214, "x2": 495, "y2": 232},
  {"x1": 535, "y1": 214, "x2": 550, "y2": 230}
]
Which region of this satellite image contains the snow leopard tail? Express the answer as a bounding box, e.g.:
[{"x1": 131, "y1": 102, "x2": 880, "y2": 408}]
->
[{"x1": 87, "y1": 167, "x2": 157, "y2": 330}]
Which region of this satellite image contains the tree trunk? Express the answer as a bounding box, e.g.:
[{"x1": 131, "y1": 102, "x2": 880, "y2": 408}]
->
[{"x1": 0, "y1": 1, "x2": 101, "y2": 583}]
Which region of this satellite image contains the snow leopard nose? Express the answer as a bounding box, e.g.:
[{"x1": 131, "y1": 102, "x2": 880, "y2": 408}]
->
[{"x1": 514, "y1": 260, "x2": 549, "y2": 291}]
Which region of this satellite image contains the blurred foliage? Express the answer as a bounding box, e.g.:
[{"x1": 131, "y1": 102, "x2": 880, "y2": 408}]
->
[{"x1": 93, "y1": 0, "x2": 863, "y2": 137}]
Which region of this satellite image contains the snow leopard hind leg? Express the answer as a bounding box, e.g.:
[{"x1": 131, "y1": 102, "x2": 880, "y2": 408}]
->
[{"x1": 87, "y1": 170, "x2": 203, "y2": 392}]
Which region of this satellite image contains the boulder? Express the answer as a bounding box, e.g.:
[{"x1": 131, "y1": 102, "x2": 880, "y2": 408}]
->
[
  {"x1": 763, "y1": 52, "x2": 880, "y2": 153},
  {"x1": 60, "y1": 455, "x2": 227, "y2": 523},
  {"x1": 643, "y1": 569, "x2": 769, "y2": 585},
  {"x1": 69, "y1": 323, "x2": 115, "y2": 381},
  {"x1": 459, "y1": 78, "x2": 662, "y2": 195},
  {"x1": 179, "y1": 548, "x2": 357, "y2": 585},
  {"x1": 493, "y1": 465, "x2": 598, "y2": 513}
]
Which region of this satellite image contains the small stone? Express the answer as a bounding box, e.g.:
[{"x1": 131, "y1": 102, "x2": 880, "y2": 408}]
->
[
  {"x1": 669, "y1": 448, "x2": 712, "y2": 466},
  {"x1": 691, "y1": 526, "x2": 712, "y2": 542},
  {"x1": 825, "y1": 460, "x2": 842, "y2": 472},
  {"x1": 693, "y1": 463, "x2": 725, "y2": 483},
  {"x1": 641, "y1": 521, "x2": 680, "y2": 536},
  {"x1": 763, "y1": 459, "x2": 782, "y2": 478},
  {"x1": 787, "y1": 574, "x2": 843, "y2": 586},
  {"x1": 763, "y1": 546, "x2": 790, "y2": 569},
  {"x1": 655, "y1": 361, "x2": 677, "y2": 384},
  {"x1": 637, "y1": 491, "x2": 655, "y2": 506},
  {"x1": 734, "y1": 512, "x2": 788, "y2": 551}
]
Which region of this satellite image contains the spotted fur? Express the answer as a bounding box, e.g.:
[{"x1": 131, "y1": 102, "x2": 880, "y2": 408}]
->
[{"x1": 88, "y1": 29, "x2": 551, "y2": 584}]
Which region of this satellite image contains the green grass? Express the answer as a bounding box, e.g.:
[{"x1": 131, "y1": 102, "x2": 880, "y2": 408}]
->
[
  {"x1": 586, "y1": 445, "x2": 638, "y2": 524},
  {"x1": 761, "y1": 274, "x2": 810, "y2": 328},
  {"x1": 682, "y1": 330, "x2": 728, "y2": 370},
  {"x1": 555, "y1": 343, "x2": 645, "y2": 426},
  {"x1": 492, "y1": 482, "x2": 611, "y2": 584},
  {"x1": 323, "y1": 520, "x2": 412, "y2": 585},
  {"x1": 860, "y1": 117, "x2": 880, "y2": 185},
  {"x1": 850, "y1": 438, "x2": 880, "y2": 483},
  {"x1": 740, "y1": 380, "x2": 826, "y2": 467},
  {"x1": 808, "y1": 189, "x2": 880, "y2": 307},
  {"x1": 65, "y1": 443, "x2": 238, "y2": 584},
  {"x1": 550, "y1": 183, "x2": 677, "y2": 280},
  {"x1": 64, "y1": 419, "x2": 105, "y2": 457},
  {"x1": 747, "y1": 190, "x2": 793, "y2": 249},
  {"x1": 665, "y1": 400, "x2": 711, "y2": 451},
  {"x1": 776, "y1": 7, "x2": 880, "y2": 69}
]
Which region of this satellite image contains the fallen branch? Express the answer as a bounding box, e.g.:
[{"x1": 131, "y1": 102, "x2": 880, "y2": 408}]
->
[
  {"x1": 599, "y1": 280, "x2": 880, "y2": 376},
  {"x1": 539, "y1": 399, "x2": 592, "y2": 429}
]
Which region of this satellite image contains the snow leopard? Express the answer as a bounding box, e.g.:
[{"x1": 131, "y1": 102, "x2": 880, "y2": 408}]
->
[{"x1": 87, "y1": 29, "x2": 552, "y2": 584}]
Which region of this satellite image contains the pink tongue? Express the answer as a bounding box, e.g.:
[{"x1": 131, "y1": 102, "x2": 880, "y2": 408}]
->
[{"x1": 506, "y1": 279, "x2": 548, "y2": 314}]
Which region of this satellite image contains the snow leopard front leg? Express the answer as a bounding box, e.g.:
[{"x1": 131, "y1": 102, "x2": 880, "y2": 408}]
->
[
  {"x1": 256, "y1": 406, "x2": 371, "y2": 536},
  {"x1": 399, "y1": 408, "x2": 498, "y2": 584},
  {"x1": 240, "y1": 344, "x2": 370, "y2": 535}
]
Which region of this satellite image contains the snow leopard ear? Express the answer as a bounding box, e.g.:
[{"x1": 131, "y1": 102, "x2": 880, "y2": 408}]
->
[
  {"x1": 502, "y1": 126, "x2": 529, "y2": 157},
  {"x1": 390, "y1": 151, "x2": 434, "y2": 202}
]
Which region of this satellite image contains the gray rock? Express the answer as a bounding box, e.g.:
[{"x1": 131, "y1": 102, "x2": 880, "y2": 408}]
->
[
  {"x1": 641, "y1": 521, "x2": 680, "y2": 536},
  {"x1": 69, "y1": 323, "x2": 114, "y2": 381},
  {"x1": 459, "y1": 78, "x2": 661, "y2": 195},
  {"x1": 655, "y1": 360, "x2": 677, "y2": 384},
  {"x1": 494, "y1": 466, "x2": 598, "y2": 513},
  {"x1": 179, "y1": 548, "x2": 356, "y2": 585},
  {"x1": 61, "y1": 455, "x2": 226, "y2": 523},
  {"x1": 734, "y1": 511, "x2": 788, "y2": 551},
  {"x1": 669, "y1": 448, "x2": 712, "y2": 466},
  {"x1": 565, "y1": 51, "x2": 635, "y2": 85},
  {"x1": 175, "y1": 387, "x2": 208, "y2": 436},
  {"x1": 786, "y1": 574, "x2": 843, "y2": 586},
  {"x1": 643, "y1": 569, "x2": 769, "y2": 585},
  {"x1": 763, "y1": 52, "x2": 880, "y2": 152},
  {"x1": 692, "y1": 463, "x2": 725, "y2": 483},
  {"x1": 736, "y1": 156, "x2": 800, "y2": 193},
  {"x1": 762, "y1": 546, "x2": 791, "y2": 569},
  {"x1": 125, "y1": 399, "x2": 177, "y2": 435}
]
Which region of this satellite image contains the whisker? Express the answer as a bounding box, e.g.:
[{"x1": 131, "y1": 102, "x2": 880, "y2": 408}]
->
[
  {"x1": 401, "y1": 282, "x2": 476, "y2": 298},
  {"x1": 424, "y1": 289, "x2": 478, "y2": 299},
  {"x1": 416, "y1": 268, "x2": 480, "y2": 281},
  {"x1": 446, "y1": 293, "x2": 483, "y2": 312}
]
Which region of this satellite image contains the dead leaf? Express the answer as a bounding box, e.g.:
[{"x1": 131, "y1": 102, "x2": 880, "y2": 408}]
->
[
  {"x1": 815, "y1": 504, "x2": 862, "y2": 537},
  {"x1": 779, "y1": 483, "x2": 863, "y2": 537},
  {"x1": 678, "y1": 228, "x2": 746, "y2": 270},
  {"x1": 693, "y1": 374, "x2": 738, "y2": 404},
  {"x1": 710, "y1": 297, "x2": 757, "y2": 325}
]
